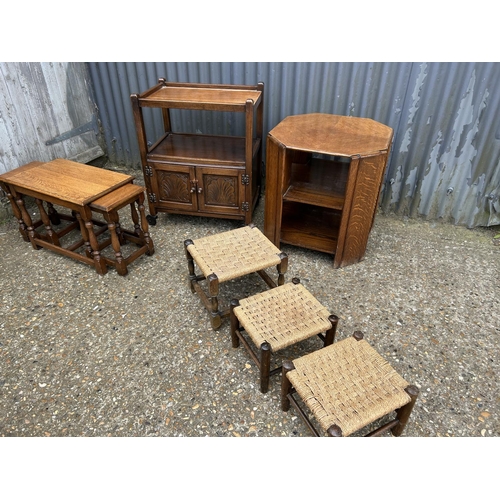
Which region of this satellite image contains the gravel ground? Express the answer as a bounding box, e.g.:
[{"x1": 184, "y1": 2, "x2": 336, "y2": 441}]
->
[{"x1": 1, "y1": 164, "x2": 499, "y2": 440}]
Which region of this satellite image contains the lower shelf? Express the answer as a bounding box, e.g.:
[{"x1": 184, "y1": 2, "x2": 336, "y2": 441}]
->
[
  {"x1": 148, "y1": 133, "x2": 256, "y2": 166},
  {"x1": 280, "y1": 201, "x2": 341, "y2": 254}
]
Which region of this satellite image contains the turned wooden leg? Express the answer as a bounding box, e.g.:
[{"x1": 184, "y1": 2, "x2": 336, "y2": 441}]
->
[
  {"x1": 105, "y1": 214, "x2": 127, "y2": 276},
  {"x1": 281, "y1": 360, "x2": 295, "y2": 411},
  {"x1": 75, "y1": 211, "x2": 92, "y2": 258},
  {"x1": 83, "y1": 208, "x2": 107, "y2": 275},
  {"x1": 184, "y1": 240, "x2": 196, "y2": 293},
  {"x1": 277, "y1": 252, "x2": 288, "y2": 286},
  {"x1": 208, "y1": 273, "x2": 221, "y2": 330},
  {"x1": 35, "y1": 198, "x2": 60, "y2": 245},
  {"x1": 107, "y1": 208, "x2": 125, "y2": 245},
  {"x1": 16, "y1": 196, "x2": 38, "y2": 249},
  {"x1": 392, "y1": 385, "x2": 419, "y2": 436},
  {"x1": 47, "y1": 202, "x2": 61, "y2": 225},
  {"x1": 260, "y1": 342, "x2": 271, "y2": 393},
  {"x1": 3, "y1": 188, "x2": 29, "y2": 241},
  {"x1": 137, "y1": 192, "x2": 154, "y2": 255},
  {"x1": 323, "y1": 314, "x2": 339, "y2": 347},
  {"x1": 130, "y1": 196, "x2": 142, "y2": 239},
  {"x1": 230, "y1": 299, "x2": 241, "y2": 348}
]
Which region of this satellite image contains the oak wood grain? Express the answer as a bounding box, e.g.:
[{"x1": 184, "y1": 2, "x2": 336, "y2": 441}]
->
[
  {"x1": 0, "y1": 159, "x2": 134, "y2": 205},
  {"x1": 131, "y1": 81, "x2": 264, "y2": 224},
  {"x1": 263, "y1": 113, "x2": 393, "y2": 268}
]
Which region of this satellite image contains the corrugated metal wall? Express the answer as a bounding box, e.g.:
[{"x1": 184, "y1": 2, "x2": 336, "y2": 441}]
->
[
  {"x1": 89, "y1": 63, "x2": 500, "y2": 227},
  {"x1": 87, "y1": 62, "x2": 412, "y2": 165},
  {"x1": 381, "y1": 62, "x2": 500, "y2": 227}
]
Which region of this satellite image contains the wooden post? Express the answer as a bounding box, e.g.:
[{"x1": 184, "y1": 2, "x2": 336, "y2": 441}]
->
[
  {"x1": 392, "y1": 385, "x2": 419, "y2": 436},
  {"x1": 230, "y1": 299, "x2": 241, "y2": 348},
  {"x1": 281, "y1": 360, "x2": 295, "y2": 411},
  {"x1": 260, "y1": 342, "x2": 271, "y2": 393},
  {"x1": 324, "y1": 314, "x2": 339, "y2": 346}
]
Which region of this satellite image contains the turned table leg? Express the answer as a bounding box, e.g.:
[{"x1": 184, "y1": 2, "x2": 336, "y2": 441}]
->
[
  {"x1": 46, "y1": 202, "x2": 61, "y2": 225},
  {"x1": 35, "y1": 198, "x2": 60, "y2": 245},
  {"x1": 75, "y1": 211, "x2": 93, "y2": 258},
  {"x1": 1, "y1": 185, "x2": 29, "y2": 242},
  {"x1": 16, "y1": 195, "x2": 39, "y2": 249},
  {"x1": 105, "y1": 211, "x2": 127, "y2": 276},
  {"x1": 82, "y1": 207, "x2": 107, "y2": 275}
]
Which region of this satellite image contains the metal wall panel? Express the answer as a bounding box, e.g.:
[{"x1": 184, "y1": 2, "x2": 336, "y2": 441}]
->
[
  {"x1": 88, "y1": 62, "x2": 411, "y2": 167},
  {"x1": 86, "y1": 62, "x2": 500, "y2": 227},
  {"x1": 0, "y1": 62, "x2": 104, "y2": 175},
  {"x1": 382, "y1": 62, "x2": 500, "y2": 227}
]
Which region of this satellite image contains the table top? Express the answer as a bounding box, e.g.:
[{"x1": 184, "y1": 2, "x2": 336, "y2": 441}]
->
[
  {"x1": 269, "y1": 113, "x2": 393, "y2": 157},
  {"x1": 138, "y1": 85, "x2": 262, "y2": 111},
  {"x1": 0, "y1": 158, "x2": 134, "y2": 206}
]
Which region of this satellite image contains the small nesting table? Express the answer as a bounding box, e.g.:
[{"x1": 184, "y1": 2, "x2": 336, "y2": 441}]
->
[
  {"x1": 89, "y1": 183, "x2": 154, "y2": 275},
  {"x1": 0, "y1": 158, "x2": 154, "y2": 275},
  {"x1": 184, "y1": 224, "x2": 288, "y2": 330},
  {"x1": 230, "y1": 278, "x2": 339, "y2": 392}
]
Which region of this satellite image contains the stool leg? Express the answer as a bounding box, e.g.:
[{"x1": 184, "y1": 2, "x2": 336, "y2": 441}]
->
[
  {"x1": 392, "y1": 385, "x2": 419, "y2": 436},
  {"x1": 208, "y1": 273, "x2": 221, "y2": 330},
  {"x1": 353, "y1": 331, "x2": 364, "y2": 341},
  {"x1": 323, "y1": 314, "x2": 339, "y2": 347},
  {"x1": 230, "y1": 299, "x2": 241, "y2": 348},
  {"x1": 260, "y1": 342, "x2": 271, "y2": 393},
  {"x1": 184, "y1": 240, "x2": 196, "y2": 293},
  {"x1": 327, "y1": 425, "x2": 343, "y2": 437},
  {"x1": 281, "y1": 360, "x2": 295, "y2": 411},
  {"x1": 277, "y1": 252, "x2": 288, "y2": 286}
]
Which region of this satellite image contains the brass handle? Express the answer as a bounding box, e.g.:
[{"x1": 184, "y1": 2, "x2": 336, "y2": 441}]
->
[
  {"x1": 197, "y1": 187, "x2": 203, "y2": 194},
  {"x1": 190, "y1": 187, "x2": 196, "y2": 193}
]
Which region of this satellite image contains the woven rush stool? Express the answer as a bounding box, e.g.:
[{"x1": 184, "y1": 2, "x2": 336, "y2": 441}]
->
[
  {"x1": 184, "y1": 224, "x2": 288, "y2": 330},
  {"x1": 230, "y1": 278, "x2": 339, "y2": 393},
  {"x1": 281, "y1": 331, "x2": 419, "y2": 437},
  {"x1": 89, "y1": 184, "x2": 155, "y2": 276}
]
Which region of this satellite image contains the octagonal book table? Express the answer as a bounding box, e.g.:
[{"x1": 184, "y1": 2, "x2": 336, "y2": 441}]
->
[{"x1": 264, "y1": 113, "x2": 393, "y2": 268}]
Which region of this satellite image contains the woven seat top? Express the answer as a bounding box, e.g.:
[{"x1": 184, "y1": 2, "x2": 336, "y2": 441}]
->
[
  {"x1": 287, "y1": 337, "x2": 411, "y2": 436},
  {"x1": 234, "y1": 282, "x2": 333, "y2": 352},
  {"x1": 187, "y1": 225, "x2": 282, "y2": 283}
]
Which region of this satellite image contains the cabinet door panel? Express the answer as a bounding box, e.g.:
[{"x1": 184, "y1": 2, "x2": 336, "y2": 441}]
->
[
  {"x1": 197, "y1": 167, "x2": 244, "y2": 216},
  {"x1": 151, "y1": 162, "x2": 198, "y2": 211}
]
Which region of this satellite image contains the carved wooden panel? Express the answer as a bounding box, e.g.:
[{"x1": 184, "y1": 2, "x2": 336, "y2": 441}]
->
[
  {"x1": 203, "y1": 175, "x2": 238, "y2": 207},
  {"x1": 340, "y1": 154, "x2": 387, "y2": 266},
  {"x1": 157, "y1": 170, "x2": 191, "y2": 202}
]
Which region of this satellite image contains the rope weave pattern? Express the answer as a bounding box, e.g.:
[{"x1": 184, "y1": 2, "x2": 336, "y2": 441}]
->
[
  {"x1": 235, "y1": 282, "x2": 333, "y2": 352},
  {"x1": 187, "y1": 226, "x2": 282, "y2": 282},
  {"x1": 288, "y1": 337, "x2": 411, "y2": 436}
]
